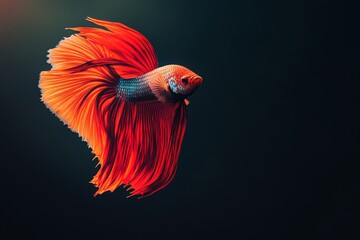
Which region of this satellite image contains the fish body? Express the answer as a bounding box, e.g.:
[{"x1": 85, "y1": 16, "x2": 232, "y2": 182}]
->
[
  {"x1": 39, "y1": 17, "x2": 202, "y2": 198},
  {"x1": 117, "y1": 65, "x2": 202, "y2": 102}
]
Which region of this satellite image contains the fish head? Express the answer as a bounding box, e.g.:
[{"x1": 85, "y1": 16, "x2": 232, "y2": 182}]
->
[{"x1": 166, "y1": 65, "x2": 202, "y2": 97}]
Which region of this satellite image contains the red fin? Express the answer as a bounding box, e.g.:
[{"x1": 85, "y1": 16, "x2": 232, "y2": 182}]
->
[
  {"x1": 40, "y1": 34, "x2": 118, "y2": 156},
  {"x1": 92, "y1": 101, "x2": 187, "y2": 197},
  {"x1": 47, "y1": 34, "x2": 112, "y2": 70},
  {"x1": 69, "y1": 17, "x2": 158, "y2": 78}
]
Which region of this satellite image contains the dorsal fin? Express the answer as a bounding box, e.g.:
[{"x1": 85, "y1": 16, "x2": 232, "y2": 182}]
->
[{"x1": 68, "y1": 17, "x2": 158, "y2": 78}]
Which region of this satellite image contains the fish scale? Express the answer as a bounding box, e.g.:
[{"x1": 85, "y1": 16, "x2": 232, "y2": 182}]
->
[{"x1": 117, "y1": 76, "x2": 155, "y2": 101}]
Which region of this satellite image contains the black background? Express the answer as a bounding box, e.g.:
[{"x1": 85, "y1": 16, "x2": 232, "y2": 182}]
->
[{"x1": 1, "y1": 0, "x2": 359, "y2": 239}]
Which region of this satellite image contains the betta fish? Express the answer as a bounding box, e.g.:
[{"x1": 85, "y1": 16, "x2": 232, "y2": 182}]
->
[{"x1": 39, "y1": 17, "x2": 202, "y2": 198}]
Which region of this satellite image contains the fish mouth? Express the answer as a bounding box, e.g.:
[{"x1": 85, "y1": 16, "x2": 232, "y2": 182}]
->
[{"x1": 191, "y1": 76, "x2": 203, "y2": 85}]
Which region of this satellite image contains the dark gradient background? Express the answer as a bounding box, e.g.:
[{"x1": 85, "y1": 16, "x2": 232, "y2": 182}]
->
[{"x1": 1, "y1": 0, "x2": 359, "y2": 239}]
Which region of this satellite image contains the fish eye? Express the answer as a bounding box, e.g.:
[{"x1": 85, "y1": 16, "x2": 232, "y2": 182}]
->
[{"x1": 181, "y1": 78, "x2": 188, "y2": 84}]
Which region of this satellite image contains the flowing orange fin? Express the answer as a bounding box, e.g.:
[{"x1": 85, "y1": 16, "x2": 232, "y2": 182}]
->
[
  {"x1": 40, "y1": 34, "x2": 118, "y2": 155},
  {"x1": 92, "y1": 101, "x2": 187, "y2": 198},
  {"x1": 68, "y1": 17, "x2": 158, "y2": 78}
]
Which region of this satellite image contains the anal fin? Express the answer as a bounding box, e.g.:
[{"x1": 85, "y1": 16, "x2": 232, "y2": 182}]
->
[{"x1": 91, "y1": 101, "x2": 187, "y2": 198}]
